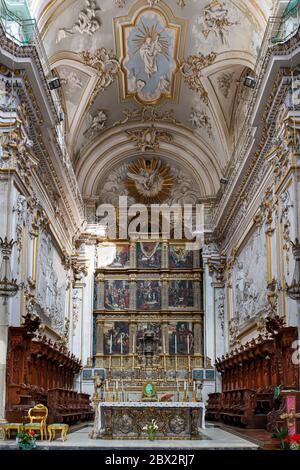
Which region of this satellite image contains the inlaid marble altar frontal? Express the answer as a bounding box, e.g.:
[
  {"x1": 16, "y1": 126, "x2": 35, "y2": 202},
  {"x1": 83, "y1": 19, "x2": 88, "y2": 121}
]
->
[{"x1": 91, "y1": 402, "x2": 205, "y2": 440}]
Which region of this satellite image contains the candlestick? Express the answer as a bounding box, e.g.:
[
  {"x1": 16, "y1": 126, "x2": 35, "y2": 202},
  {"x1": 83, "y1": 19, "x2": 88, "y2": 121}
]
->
[
  {"x1": 174, "y1": 333, "x2": 178, "y2": 371},
  {"x1": 132, "y1": 333, "x2": 135, "y2": 372},
  {"x1": 110, "y1": 334, "x2": 112, "y2": 354}
]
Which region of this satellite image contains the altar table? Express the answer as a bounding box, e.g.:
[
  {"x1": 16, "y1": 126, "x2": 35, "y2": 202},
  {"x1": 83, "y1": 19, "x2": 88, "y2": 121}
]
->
[{"x1": 90, "y1": 402, "x2": 205, "y2": 440}]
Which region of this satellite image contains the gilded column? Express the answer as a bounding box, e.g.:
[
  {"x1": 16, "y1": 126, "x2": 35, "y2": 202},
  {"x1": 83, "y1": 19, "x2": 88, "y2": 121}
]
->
[
  {"x1": 162, "y1": 322, "x2": 169, "y2": 354},
  {"x1": 129, "y1": 274, "x2": 136, "y2": 310},
  {"x1": 130, "y1": 241, "x2": 136, "y2": 269},
  {"x1": 96, "y1": 318, "x2": 104, "y2": 355},
  {"x1": 95, "y1": 274, "x2": 105, "y2": 310},
  {"x1": 193, "y1": 273, "x2": 201, "y2": 310},
  {"x1": 161, "y1": 274, "x2": 169, "y2": 310},
  {"x1": 194, "y1": 320, "x2": 201, "y2": 355},
  {"x1": 130, "y1": 320, "x2": 137, "y2": 354},
  {"x1": 162, "y1": 240, "x2": 168, "y2": 269}
]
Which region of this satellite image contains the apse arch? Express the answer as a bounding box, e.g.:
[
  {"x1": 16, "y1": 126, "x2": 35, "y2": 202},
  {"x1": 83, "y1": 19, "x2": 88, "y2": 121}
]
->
[{"x1": 76, "y1": 123, "x2": 222, "y2": 200}]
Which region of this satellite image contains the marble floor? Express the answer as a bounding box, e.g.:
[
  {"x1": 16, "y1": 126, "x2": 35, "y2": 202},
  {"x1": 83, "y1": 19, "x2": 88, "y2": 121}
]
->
[{"x1": 0, "y1": 425, "x2": 258, "y2": 450}]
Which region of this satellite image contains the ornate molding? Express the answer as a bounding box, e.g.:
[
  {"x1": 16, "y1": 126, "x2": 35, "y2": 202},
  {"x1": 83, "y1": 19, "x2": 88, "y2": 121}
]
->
[
  {"x1": 207, "y1": 255, "x2": 227, "y2": 284},
  {"x1": 210, "y1": 24, "x2": 300, "y2": 243},
  {"x1": 189, "y1": 108, "x2": 213, "y2": 138},
  {"x1": 126, "y1": 125, "x2": 173, "y2": 152},
  {"x1": 80, "y1": 48, "x2": 120, "y2": 105},
  {"x1": 113, "y1": 106, "x2": 180, "y2": 127},
  {"x1": 84, "y1": 109, "x2": 108, "y2": 137},
  {"x1": 180, "y1": 52, "x2": 217, "y2": 104}
]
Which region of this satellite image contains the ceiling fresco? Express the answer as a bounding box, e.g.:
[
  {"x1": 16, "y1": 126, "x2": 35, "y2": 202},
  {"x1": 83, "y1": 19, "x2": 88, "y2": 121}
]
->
[
  {"x1": 114, "y1": 3, "x2": 187, "y2": 104},
  {"x1": 28, "y1": 0, "x2": 275, "y2": 202}
]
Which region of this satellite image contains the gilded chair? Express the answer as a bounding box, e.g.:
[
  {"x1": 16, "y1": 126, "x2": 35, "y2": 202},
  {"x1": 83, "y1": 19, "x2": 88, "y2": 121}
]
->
[
  {"x1": 2, "y1": 422, "x2": 23, "y2": 439},
  {"x1": 24, "y1": 404, "x2": 48, "y2": 440},
  {"x1": 48, "y1": 423, "x2": 69, "y2": 442},
  {"x1": 0, "y1": 425, "x2": 6, "y2": 440}
]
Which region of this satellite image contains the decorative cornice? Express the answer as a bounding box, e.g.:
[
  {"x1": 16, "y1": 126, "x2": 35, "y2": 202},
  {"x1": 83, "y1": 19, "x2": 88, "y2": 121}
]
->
[{"x1": 206, "y1": 26, "x2": 300, "y2": 243}]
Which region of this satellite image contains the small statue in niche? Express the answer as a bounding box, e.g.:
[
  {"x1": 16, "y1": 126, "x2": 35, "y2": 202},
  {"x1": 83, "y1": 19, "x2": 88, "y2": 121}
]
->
[
  {"x1": 93, "y1": 374, "x2": 104, "y2": 400},
  {"x1": 196, "y1": 382, "x2": 203, "y2": 402},
  {"x1": 85, "y1": 357, "x2": 93, "y2": 367}
]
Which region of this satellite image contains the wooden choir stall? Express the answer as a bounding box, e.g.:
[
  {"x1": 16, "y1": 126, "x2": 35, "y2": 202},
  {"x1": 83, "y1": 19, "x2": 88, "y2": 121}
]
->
[
  {"x1": 206, "y1": 317, "x2": 299, "y2": 429},
  {"x1": 6, "y1": 314, "x2": 93, "y2": 424}
]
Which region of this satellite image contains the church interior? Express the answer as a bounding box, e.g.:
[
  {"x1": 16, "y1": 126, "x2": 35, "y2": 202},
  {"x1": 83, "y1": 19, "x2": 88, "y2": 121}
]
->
[{"x1": 0, "y1": 0, "x2": 300, "y2": 452}]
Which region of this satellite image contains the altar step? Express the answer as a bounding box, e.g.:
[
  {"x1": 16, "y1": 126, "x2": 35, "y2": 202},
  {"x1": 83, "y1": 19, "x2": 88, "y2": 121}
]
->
[
  {"x1": 0, "y1": 425, "x2": 259, "y2": 450},
  {"x1": 215, "y1": 423, "x2": 280, "y2": 450}
]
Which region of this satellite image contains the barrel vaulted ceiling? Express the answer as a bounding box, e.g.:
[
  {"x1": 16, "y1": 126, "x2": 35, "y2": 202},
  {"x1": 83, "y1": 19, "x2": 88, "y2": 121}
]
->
[{"x1": 29, "y1": 0, "x2": 275, "y2": 202}]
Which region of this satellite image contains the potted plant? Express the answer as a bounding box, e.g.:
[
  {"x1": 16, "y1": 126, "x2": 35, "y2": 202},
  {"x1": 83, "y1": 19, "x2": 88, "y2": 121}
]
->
[
  {"x1": 271, "y1": 427, "x2": 289, "y2": 449},
  {"x1": 16, "y1": 430, "x2": 37, "y2": 450},
  {"x1": 283, "y1": 434, "x2": 300, "y2": 450},
  {"x1": 142, "y1": 419, "x2": 159, "y2": 441}
]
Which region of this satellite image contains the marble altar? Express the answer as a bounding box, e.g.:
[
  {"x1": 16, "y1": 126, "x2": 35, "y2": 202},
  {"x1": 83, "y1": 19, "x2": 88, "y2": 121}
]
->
[{"x1": 90, "y1": 401, "x2": 205, "y2": 440}]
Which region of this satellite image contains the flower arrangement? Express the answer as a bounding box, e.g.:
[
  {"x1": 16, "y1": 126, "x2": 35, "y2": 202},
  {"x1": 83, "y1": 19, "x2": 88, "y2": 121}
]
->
[
  {"x1": 283, "y1": 434, "x2": 300, "y2": 450},
  {"x1": 142, "y1": 419, "x2": 159, "y2": 441},
  {"x1": 16, "y1": 430, "x2": 37, "y2": 450}
]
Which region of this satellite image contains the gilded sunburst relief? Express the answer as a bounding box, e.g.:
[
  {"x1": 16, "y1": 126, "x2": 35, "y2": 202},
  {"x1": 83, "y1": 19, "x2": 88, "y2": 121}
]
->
[{"x1": 114, "y1": 1, "x2": 187, "y2": 105}]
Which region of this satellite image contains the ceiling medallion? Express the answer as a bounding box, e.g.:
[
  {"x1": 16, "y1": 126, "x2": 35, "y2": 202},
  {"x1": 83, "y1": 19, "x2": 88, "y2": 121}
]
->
[
  {"x1": 180, "y1": 52, "x2": 217, "y2": 104},
  {"x1": 126, "y1": 125, "x2": 173, "y2": 152},
  {"x1": 126, "y1": 158, "x2": 173, "y2": 204},
  {"x1": 114, "y1": 1, "x2": 187, "y2": 105}
]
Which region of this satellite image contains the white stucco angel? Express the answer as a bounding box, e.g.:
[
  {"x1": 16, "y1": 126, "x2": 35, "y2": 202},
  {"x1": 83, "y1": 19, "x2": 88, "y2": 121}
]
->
[
  {"x1": 57, "y1": 0, "x2": 101, "y2": 43},
  {"x1": 200, "y1": 0, "x2": 237, "y2": 45},
  {"x1": 74, "y1": 0, "x2": 100, "y2": 35},
  {"x1": 88, "y1": 110, "x2": 107, "y2": 135}
]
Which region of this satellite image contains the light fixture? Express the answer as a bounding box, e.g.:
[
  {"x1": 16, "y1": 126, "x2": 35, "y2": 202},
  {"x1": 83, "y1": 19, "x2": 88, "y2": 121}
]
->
[
  {"x1": 0, "y1": 237, "x2": 18, "y2": 303},
  {"x1": 286, "y1": 239, "x2": 300, "y2": 302},
  {"x1": 244, "y1": 76, "x2": 256, "y2": 89},
  {"x1": 220, "y1": 177, "x2": 229, "y2": 185},
  {"x1": 47, "y1": 77, "x2": 61, "y2": 90}
]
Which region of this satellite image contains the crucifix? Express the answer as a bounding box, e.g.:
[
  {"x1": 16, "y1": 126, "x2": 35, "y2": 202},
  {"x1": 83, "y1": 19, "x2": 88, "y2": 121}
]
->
[
  {"x1": 279, "y1": 391, "x2": 300, "y2": 435},
  {"x1": 280, "y1": 409, "x2": 300, "y2": 435}
]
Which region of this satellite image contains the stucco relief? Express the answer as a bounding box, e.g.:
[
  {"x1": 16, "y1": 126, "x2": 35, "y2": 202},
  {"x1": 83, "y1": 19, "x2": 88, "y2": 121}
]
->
[
  {"x1": 35, "y1": 230, "x2": 66, "y2": 333},
  {"x1": 97, "y1": 159, "x2": 201, "y2": 206},
  {"x1": 231, "y1": 227, "x2": 268, "y2": 328}
]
